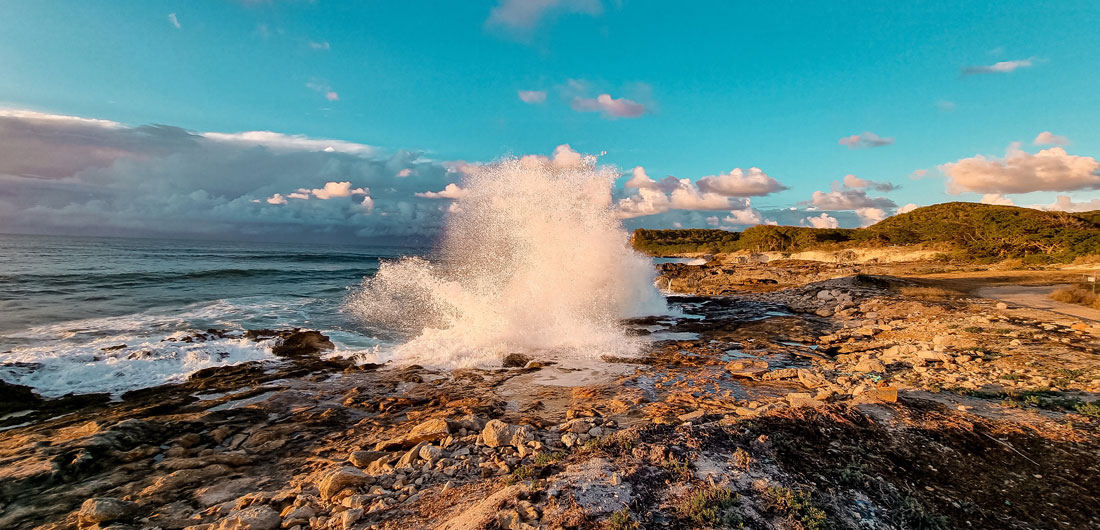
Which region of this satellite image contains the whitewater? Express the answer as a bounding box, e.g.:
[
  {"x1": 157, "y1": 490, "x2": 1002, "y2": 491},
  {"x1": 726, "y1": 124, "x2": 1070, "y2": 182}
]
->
[{"x1": 347, "y1": 152, "x2": 668, "y2": 367}]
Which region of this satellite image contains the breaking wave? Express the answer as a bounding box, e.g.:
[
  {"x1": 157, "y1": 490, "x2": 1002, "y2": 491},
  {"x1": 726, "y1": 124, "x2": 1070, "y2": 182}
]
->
[{"x1": 346, "y1": 154, "x2": 667, "y2": 367}]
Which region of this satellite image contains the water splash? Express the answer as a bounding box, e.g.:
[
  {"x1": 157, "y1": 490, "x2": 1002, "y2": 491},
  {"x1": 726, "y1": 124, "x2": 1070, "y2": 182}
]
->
[{"x1": 346, "y1": 153, "x2": 667, "y2": 367}]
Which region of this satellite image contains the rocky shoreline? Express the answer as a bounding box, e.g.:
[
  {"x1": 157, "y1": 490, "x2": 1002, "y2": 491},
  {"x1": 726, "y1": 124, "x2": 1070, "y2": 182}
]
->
[{"x1": 2, "y1": 270, "x2": 1099, "y2": 529}]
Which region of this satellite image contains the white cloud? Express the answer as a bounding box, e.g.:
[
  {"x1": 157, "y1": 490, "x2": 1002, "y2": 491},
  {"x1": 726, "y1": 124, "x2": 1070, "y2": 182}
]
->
[
  {"x1": 896, "y1": 203, "x2": 919, "y2": 215},
  {"x1": 616, "y1": 165, "x2": 784, "y2": 219},
  {"x1": 841, "y1": 174, "x2": 897, "y2": 192},
  {"x1": 937, "y1": 100, "x2": 956, "y2": 112},
  {"x1": 962, "y1": 58, "x2": 1033, "y2": 76},
  {"x1": 808, "y1": 189, "x2": 896, "y2": 210},
  {"x1": 306, "y1": 80, "x2": 339, "y2": 102},
  {"x1": 980, "y1": 194, "x2": 1014, "y2": 206},
  {"x1": 570, "y1": 94, "x2": 648, "y2": 119},
  {"x1": 518, "y1": 90, "x2": 547, "y2": 104},
  {"x1": 696, "y1": 167, "x2": 787, "y2": 197},
  {"x1": 308, "y1": 181, "x2": 368, "y2": 200},
  {"x1": 804, "y1": 213, "x2": 839, "y2": 229},
  {"x1": 168, "y1": 13, "x2": 181, "y2": 29},
  {"x1": 705, "y1": 216, "x2": 719, "y2": 227},
  {"x1": 624, "y1": 166, "x2": 656, "y2": 189},
  {"x1": 0, "y1": 109, "x2": 469, "y2": 243},
  {"x1": 854, "y1": 207, "x2": 887, "y2": 226},
  {"x1": 1034, "y1": 131, "x2": 1070, "y2": 146},
  {"x1": 722, "y1": 207, "x2": 764, "y2": 226},
  {"x1": 838, "y1": 131, "x2": 894, "y2": 149},
  {"x1": 940, "y1": 143, "x2": 1100, "y2": 194},
  {"x1": 415, "y1": 183, "x2": 469, "y2": 199},
  {"x1": 486, "y1": 0, "x2": 602, "y2": 34},
  {"x1": 309, "y1": 40, "x2": 331, "y2": 51},
  {"x1": 201, "y1": 131, "x2": 376, "y2": 156},
  {"x1": 1038, "y1": 195, "x2": 1100, "y2": 212}
]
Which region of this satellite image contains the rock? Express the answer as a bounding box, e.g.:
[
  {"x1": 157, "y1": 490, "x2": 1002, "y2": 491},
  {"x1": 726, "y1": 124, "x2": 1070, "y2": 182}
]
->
[
  {"x1": 1071, "y1": 322, "x2": 1091, "y2": 332},
  {"x1": 317, "y1": 467, "x2": 369, "y2": 500},
  {"x1": 677, "y1": 410, "x2": 706, "y2": 422},
  {"x1": 280, "y1": 506, "x2": 315, "y2": 527},
  {"x1": 419, "y1": 444, "x2": 443, "y2": 465},
  {"x1": 212, "y1": 505, "x2": 280, "y2": 530},
  {"x1": 481, "y1": 420, "x2": 534, "y2": 449},
  {"x1": 561, "y1": 432, "x2": 580, "y2": 447},
  {"x1": 502, "y1": 353, "x2": 531, "y2": 368},
  {"x1": 815, "y1": 308, "x2": 835, "y2": 317},
  {"x1": 341, "y1": 508, "x2": 364, "y2": 529},
  {"x1": 397, "y1": 442, "x2": 427, "y2": 468},
  {"x1": 787, "y1": 393, "x2": 824, "y2": 408},
  {"x1": 0, "y1": 380, "x2": 42, "y2": 414},
  {"x1": 78, "y1": 498, "x2": 138, "y2": 525},
  {"x1": 349, "y1": 450, "x2": 387, "y2": 468},
  {"x1": 271, "y1": 330, "x2": 334, "y2": 357},
  {"x1": 853, "y1": 359, "x2": 886, "y2": 373},
  {"x1": 759, "y1": 368, "x2": 799, "y2": 381},
  {"x1": 917, "y1": 350, "x2": 951, "y2": 363},
  {"x1": 996, "y1": 302, "x2": 1009, "y2": 310},
  {"x1": 375, "y1": 418, "x2": 451, "y2": 451},
  {"x1": 796, "y1": 369, "x2": 830, "y2": 389},
  {"x1": 436, "y1": 485, "x2": 526, "y2": 530},
  {"x1": 725, "y1": 359, "x2": 770, "y2": 378}
]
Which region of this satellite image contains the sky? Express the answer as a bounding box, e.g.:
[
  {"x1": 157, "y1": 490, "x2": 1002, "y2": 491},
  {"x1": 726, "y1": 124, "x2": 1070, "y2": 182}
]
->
[{"x1": 1, "y1": 1, "x2": 1099, "y2": 243}]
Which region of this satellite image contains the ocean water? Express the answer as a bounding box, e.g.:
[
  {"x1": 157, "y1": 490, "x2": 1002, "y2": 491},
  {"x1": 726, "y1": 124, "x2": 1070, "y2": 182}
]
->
[
  {"x1": 0, "y1": 233, "x2": 423, "y2": 397},
  {"x1": 1, "y1": 157, "x2": 673, "y2": 398}
]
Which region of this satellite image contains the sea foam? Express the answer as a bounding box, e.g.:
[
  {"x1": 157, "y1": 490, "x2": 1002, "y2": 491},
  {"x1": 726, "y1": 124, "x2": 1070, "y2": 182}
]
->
[{"x1": 346, "y1": 153, "x2": 667, "y2": 367}]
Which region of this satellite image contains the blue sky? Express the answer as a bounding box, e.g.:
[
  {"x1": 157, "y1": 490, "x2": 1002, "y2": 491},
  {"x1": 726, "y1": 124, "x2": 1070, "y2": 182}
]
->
[{"x1": 1, "y1": 1, "x2": 1099, "y2": 241}]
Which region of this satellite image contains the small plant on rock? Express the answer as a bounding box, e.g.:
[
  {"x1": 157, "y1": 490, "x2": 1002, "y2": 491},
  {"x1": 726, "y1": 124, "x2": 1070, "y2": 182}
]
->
[{"x1": 680, "y1": 485, "x2": 742, "y2": 528}]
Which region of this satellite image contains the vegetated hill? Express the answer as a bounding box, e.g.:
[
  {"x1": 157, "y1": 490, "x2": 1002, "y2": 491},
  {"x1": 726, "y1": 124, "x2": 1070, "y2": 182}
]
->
[{"x1": 631, "y1": 202, "x2": 1100, "y2": 262}]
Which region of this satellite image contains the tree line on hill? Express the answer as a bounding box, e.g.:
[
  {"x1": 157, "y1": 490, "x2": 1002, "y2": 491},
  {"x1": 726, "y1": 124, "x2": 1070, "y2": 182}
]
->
[{"x1": 631, "y1": 202, "x2": 1100, "y2": 263}]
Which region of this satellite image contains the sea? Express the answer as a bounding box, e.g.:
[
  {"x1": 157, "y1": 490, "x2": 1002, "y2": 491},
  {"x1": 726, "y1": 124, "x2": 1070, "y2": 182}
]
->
[{"x1": 0, "y1": 233, "x2": 423, "y2": 397}]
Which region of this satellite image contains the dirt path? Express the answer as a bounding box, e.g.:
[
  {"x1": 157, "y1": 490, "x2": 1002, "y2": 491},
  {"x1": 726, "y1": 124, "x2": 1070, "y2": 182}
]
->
[{"x1": 975, "y1": 284, "x2": 1100, "y2": 322}]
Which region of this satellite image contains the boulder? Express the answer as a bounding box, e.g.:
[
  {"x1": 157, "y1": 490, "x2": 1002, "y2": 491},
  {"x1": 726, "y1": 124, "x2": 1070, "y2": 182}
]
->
[
  {"x1": 78, "y1": 498, "x2": 137, "y2": 525},
  {"x1": 502, "y1": 353, "x2": 531, "y2": 368},
  {"x1": 725, "y1": 359, "x2": 769, "y2": 378},
  {"x1": 271, "y1": 330, "x2": 334, "y2": 357},
  {"x1": 374, "y1": 418, "x2": 451, "y2": 451},
  {"x1": 317, "y1": 467, "x2": 369, "y2": 500},
  {"x1": 0, "y1": 380, "x2": 42, "y2": 414},
  {"x1": 481, "y1": 420, "x2": 534, "y2": 449},
  {"x1": 349, "y1": 450, "x2": 387, "y2": 468}
]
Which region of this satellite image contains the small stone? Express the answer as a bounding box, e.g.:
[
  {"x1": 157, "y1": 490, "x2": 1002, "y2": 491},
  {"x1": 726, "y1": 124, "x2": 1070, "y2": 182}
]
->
[
  {"x1": 481, "y1": 420, "x2": 534, "y2": 449},
  {"x1": 787, "y1": 393, "x2": 823, "y2": 408},
  {"x1": 995, "y1": 302, "x2": 1008, "y2": 310},
  {"x1": 213, "y1": 505, "x2": 280, "y2": 530},
  {"x1": 853, "y1": 359, "x2": 886, "y2": 373},
  {"x1": 349, "y1": 450, "x2": 387, "y2": 468},
  {"x1": 677, "y1": 410, "x2": 706, "y2": 423}
]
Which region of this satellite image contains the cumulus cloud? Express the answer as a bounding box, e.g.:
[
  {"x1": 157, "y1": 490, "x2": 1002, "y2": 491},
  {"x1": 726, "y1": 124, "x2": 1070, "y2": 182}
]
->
[
  {"x1": 1034, "y1": 131, "x2": 1070, "y2": 146},
  {"x1": 696, "y1": 168, "x2": 787, "y2": 197},
  {"x1": 854, "y1": 207, "x2": 887, "y2": 226},
  {"x1": 961, "y1": 58, "x2": 1033, "y2": 76},
  {"x1": 615, "y1": 165, "x2": 785, "y2": 219},
  {"x1": 980, "y1": 194, "x2": 1014, "y2": 206},
  {"x1": 518, "y1": 90, "x2": 547, "y2": 104},
  {"x1": 722, "y1": 207, "x2": 764, "y2": 226},
  {"x1": 804, "y1": 213, "x2": 839, "y2": 229},
  {"x1": 1038, "y1": 195, "x2": 1100, "y2": 212},
  {"x1": 0, "y1": 109, "x2": 470, "y2": 243},
  {"x1": 808, "y1": 189, "x2": 896, "y2": 210},
  {"x1": 308, "y1": 181, "x2": 368, "y2": 199},
  {"x1": 838, "y1": 131, "x2": 894, "y2": 149},
  {"x1": 940, "y1": 143, "x2": 1100, "y2": 194},
  {"x1": 486, "y1": 0, "x2": 602, "y2": 35},
  {"x1": 570, "y1": 94, "x2": 647, "y2": 119},
  {"x1": 841, "y1": 174, "x2": 898, "y2": 192},
  {"x1": 168, "y1": 13, "x2": 181, "y2": 29},
  {"x1": 896, "y1": 203, "x2": 919, "y2": 215},
  {"x1": 415, "y1": 183, "x2": 470, "y2": 200}
]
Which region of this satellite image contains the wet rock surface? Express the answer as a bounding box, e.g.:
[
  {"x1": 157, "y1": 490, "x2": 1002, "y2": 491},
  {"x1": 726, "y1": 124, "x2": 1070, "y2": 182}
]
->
[{"x1": 2, "y1": 277, "x2": 1099, "y2": 530}]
